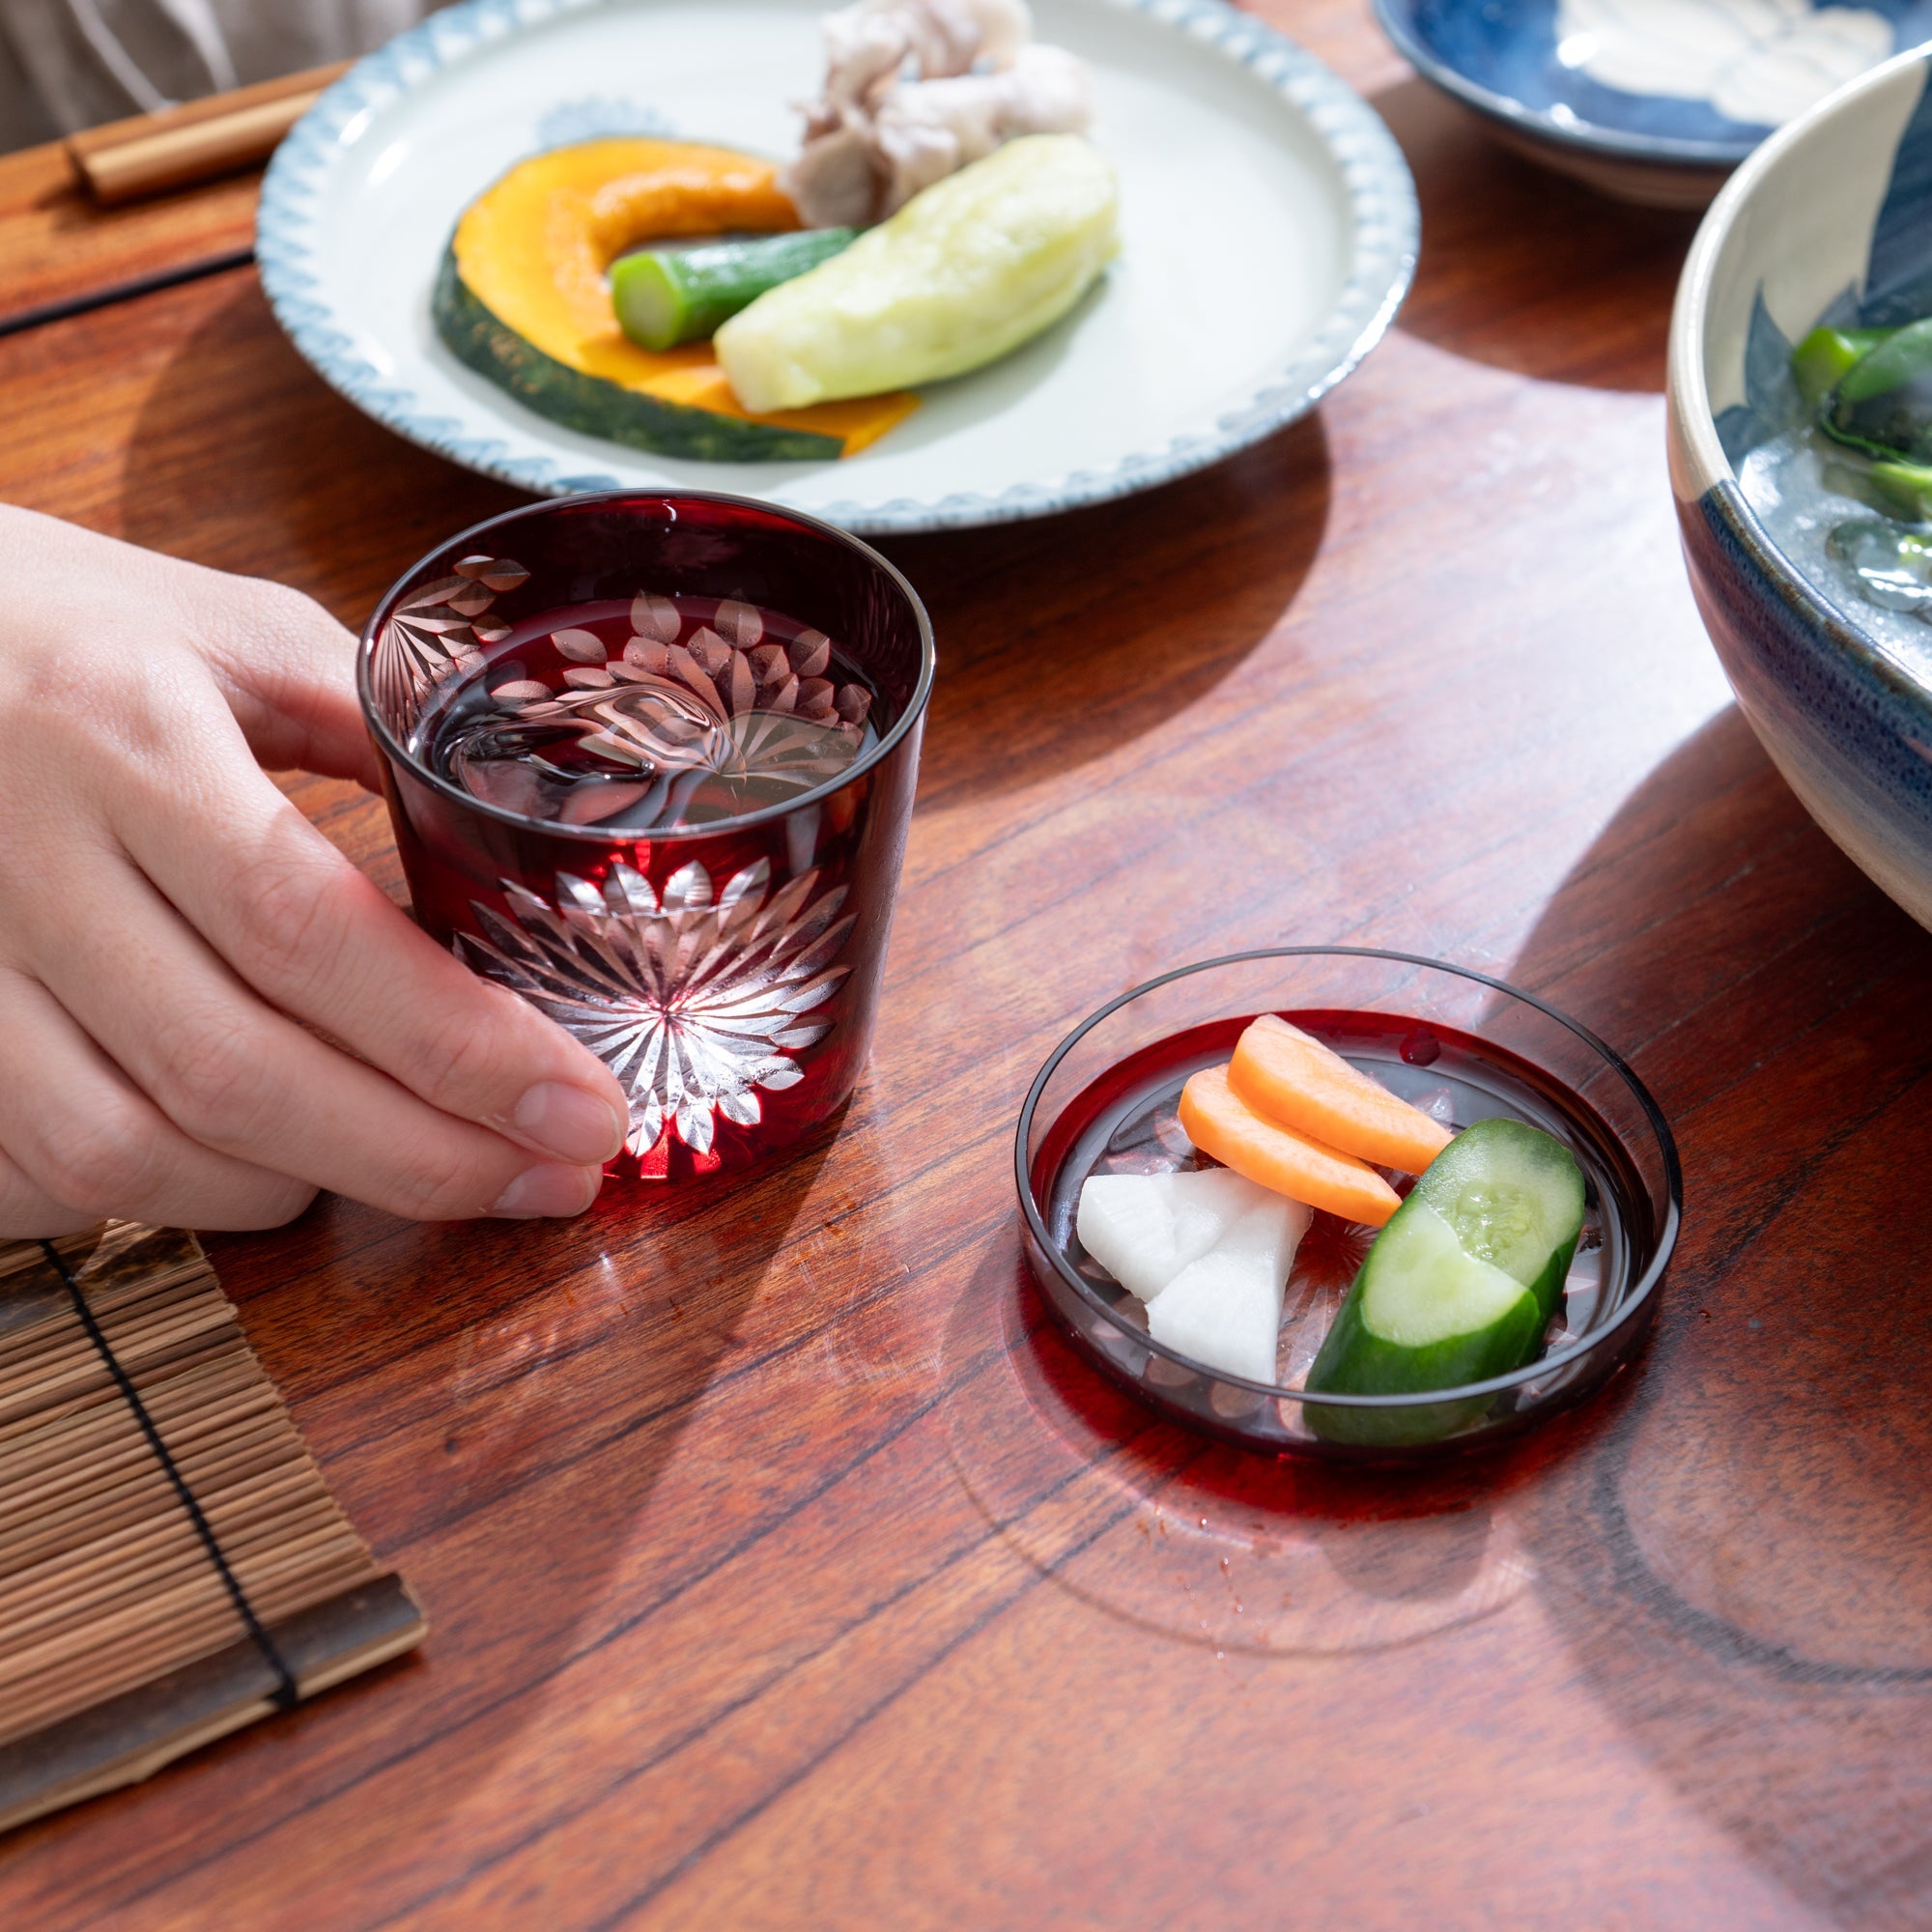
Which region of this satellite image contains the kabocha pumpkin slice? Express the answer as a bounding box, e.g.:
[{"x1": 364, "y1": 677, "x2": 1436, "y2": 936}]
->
[
  {"x1": 1228, "y1": 1014, "x2": 1452, "y2": 1175},
  {"x1": 434, "y1": 138, "x2": 916, "y2": 460},
  {"x1": 1178, "y1": 1065, "x2": 1401, "y2": 1228}
]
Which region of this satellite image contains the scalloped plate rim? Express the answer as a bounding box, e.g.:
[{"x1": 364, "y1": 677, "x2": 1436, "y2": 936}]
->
[{"x1": 255, "y1": 0, "x2": 1418, "y2": 534}]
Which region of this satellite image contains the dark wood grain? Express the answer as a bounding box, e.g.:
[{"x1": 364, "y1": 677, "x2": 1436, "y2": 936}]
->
[
  {"x1": 2, "y1": 12, "x2": 1931, "y2": 1927},
  {"x1": 0, "y1": 144, "x2": 259, "y2": 331}
]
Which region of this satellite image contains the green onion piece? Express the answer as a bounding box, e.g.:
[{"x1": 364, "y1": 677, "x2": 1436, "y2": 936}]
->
[
  {"x1": 1868, "y1": 460, "x2": 1932, "y2": 521},
  {"x1": 611, "y1": 228, "x2": 860, "y2": 351}
]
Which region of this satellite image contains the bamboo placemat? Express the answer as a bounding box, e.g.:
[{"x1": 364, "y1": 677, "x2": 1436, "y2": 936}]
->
[{"x1": 0, "y1": 1221, "x2": 424, "y2": 1833}]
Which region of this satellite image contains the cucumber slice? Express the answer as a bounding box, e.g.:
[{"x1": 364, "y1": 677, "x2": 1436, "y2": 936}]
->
[
  {"x1": 1412, "y1": 1117, "x2": 1585, "y2": 1320},
  {"x1": 1305, "y1": 1118, "x2": 1585, "y2": 1445},
  {"x1": 611, "y1": 228, "x2": 859, "y2": 351},
  {"x1": 1310, "y1": 1199, "x2": 1540, "y2": 1389}
]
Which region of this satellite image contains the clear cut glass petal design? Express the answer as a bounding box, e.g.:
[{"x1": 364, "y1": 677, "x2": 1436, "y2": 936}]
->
[
  {"x1": 459, "y1": 857, "x2": 855, "y2": 1156},
  {"x1": 372, "y1": 553, "x2": 527, "y2": 738}
]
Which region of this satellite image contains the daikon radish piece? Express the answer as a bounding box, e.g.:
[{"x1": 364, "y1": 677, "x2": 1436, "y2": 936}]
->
[
  {"x1": 1229, "y1": 1013, "x2": 1453, "y2": 1175},
  {"x1": 1179, "y1": 1065, "x2": 1401, "y2": 1227},
  {"x1": 1074, "y1": 1168, "x2": 1272, "y2": 1302},
  {"x1": 1146, "y1": 1194, "x2": 1312, "y2": 1383}
]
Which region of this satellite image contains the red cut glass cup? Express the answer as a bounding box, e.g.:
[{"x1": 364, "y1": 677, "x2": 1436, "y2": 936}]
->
[{"x1": 359, "y1": 490, "x2": 934, "y2": 1181}]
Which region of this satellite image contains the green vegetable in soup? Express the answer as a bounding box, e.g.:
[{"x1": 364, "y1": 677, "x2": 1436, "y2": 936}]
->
[
  {"x1": 1804, "y1": 316, "x2": 1932, "y2": 464},
  {"x1": 1868, "y1": 460, "x2": 1932, "y2": 521},
  {"x1": 1837, "y1": 317, "x2": 1932, "y2": 402},
  {"x1": 1792, "y1": 325, "x2": 1892, "y2": 408}
]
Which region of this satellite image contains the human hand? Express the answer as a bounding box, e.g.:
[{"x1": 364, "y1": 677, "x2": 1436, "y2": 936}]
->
[{"x1": 0, "y1": 508, "x2": 630, "y2": 1236}]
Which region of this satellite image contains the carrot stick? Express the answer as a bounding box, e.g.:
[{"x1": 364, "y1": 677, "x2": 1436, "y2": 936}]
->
[
  {"x1": 1228, "y1": 1014, "x2": 1453, "y2": 1175},
  {"x1": 1179, "y1": 1065, "x2": 1402, "y2": 1227}
]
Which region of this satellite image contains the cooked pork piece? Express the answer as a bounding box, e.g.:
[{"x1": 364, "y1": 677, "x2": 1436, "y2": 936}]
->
[
  {"x1": 811, "y1": 0, "x2": 1032, "y2": 128},
  {"x1": 868, "y1": 44, "x2": 1093, "y2": 215},
  {"x1": 783, "y1": 0, "x2": 1092, "y2": 227}
]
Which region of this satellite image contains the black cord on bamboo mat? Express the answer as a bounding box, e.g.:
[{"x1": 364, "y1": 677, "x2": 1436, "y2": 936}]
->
[{"x1": 38, "y1": 1238, "x2": 300, "y2": 1712}]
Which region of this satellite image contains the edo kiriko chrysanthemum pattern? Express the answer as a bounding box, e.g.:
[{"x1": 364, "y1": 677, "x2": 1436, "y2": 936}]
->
[{"x1": 461, "y1": 857, "x2": 854, "y2": 1155}]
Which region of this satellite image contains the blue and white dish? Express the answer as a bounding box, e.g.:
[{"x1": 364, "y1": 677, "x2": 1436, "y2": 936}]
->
[
  {"x1": 1378, "y1": 0, "x2": 1932, "y2": 207},
  {"x1": 256, "y1": 0, "x2": 1416, "y2": 535},
  {"x1": 1669, "y1": 45, "x2": 1932, "y2": 932}
]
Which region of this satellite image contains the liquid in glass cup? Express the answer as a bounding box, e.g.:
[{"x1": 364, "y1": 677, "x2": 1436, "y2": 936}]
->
[{"x1": 360, "y1": 491, "x2": 934, "y2": 1180}]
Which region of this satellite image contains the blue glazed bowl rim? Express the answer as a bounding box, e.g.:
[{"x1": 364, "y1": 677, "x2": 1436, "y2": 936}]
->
[
  {"x1": 1374, "y1": 0, "x2": 1759, "y2": 167},
  {"x1": 1671, "y1": 44, "x2": 1932, "y2": 733},
  {"x1": 1703, "y1": 480, "x2": 1932, "y2": 732}
]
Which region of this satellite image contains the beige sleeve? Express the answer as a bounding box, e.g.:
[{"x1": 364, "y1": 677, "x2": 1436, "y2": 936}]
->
[{"x1": 0, "y1": 0, "x2": 447, "y2": 148}]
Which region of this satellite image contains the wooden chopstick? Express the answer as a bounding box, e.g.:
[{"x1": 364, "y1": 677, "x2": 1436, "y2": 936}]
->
[{"x1": 66, "y1": 60, "x2": 353, "y2": 206}]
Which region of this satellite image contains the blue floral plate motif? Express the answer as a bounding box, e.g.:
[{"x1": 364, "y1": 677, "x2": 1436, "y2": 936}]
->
[{"x1": 1378, "y1": 0, "x2": 1932, "y2": 203}]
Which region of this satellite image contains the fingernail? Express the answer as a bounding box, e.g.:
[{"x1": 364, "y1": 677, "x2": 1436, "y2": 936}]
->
[
  {"x1": 509, "y1": 1082, "x2": 626, "y2": 1164},
  {"x1": 490, "y1": 1164, "x2": 601, "y2": 1218}
]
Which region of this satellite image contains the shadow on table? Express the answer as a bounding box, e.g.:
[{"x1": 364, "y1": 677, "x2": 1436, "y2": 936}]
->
[
  {"x1": 937, "y1": 1237, "x2": 1629, "y2": 1660},
  {"x1": 941, "y1": 707, "x2": 1932, "y2": 1919},
  {"x1": 881, "y1": 412, "x2": 1332, "y2": 810},
  {"x1": 1372, "y1": 76, "x2": 1699, "y2": 394},
  {"x1": 1499, "y1": 709, "x2": 1932, "y2": 1927},
  {"x1": 117, "y1": 273, "x2": 521, "y2": 618}
]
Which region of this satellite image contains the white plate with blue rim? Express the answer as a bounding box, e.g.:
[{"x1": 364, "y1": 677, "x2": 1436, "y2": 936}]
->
[
  {"x1": 1375, "y1": 0, "x2": 1932, "y2": 208},
  {"x1": 256, "y1": 0, "x2": 1416, "y2": 534}
]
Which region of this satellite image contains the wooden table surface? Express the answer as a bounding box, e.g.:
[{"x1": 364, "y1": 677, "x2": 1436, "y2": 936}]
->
[{"x1": 5, "y1": 11, "x2": 1932, "y2": 1927}]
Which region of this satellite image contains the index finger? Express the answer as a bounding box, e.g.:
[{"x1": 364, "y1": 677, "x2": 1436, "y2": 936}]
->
[{"x1": 120, "y1": 742, "x2": 631, "y2": 1169}]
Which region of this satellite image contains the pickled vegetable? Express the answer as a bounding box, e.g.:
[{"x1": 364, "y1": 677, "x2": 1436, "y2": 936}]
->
[
  {"x1": 1227, "y1": 1013, "x2": 1451, "y2": 1174},
  {"x1": 1075, "y1": 1168, "x2": 1276, "y2": 1303},
  {"x1": 1178, "y1": 1065, "x2": 1401, "y2": 1227},
  {"x1": 1144, "y1": 1194, "x2": 1312, "y2": 1385},
  {"x1": 1305, "y1": 1119, "x2": 1584, "y2": 1445}
]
